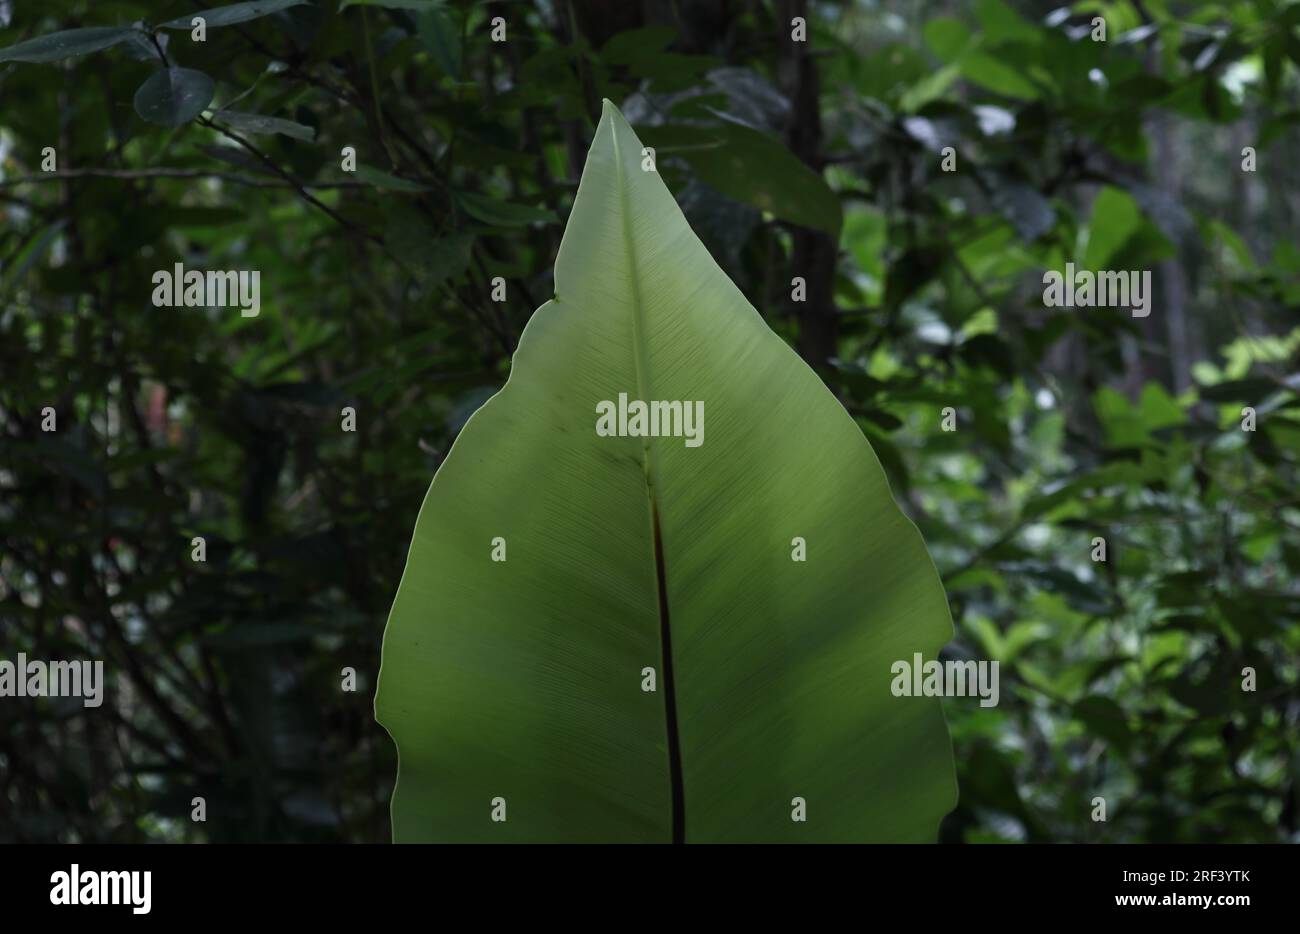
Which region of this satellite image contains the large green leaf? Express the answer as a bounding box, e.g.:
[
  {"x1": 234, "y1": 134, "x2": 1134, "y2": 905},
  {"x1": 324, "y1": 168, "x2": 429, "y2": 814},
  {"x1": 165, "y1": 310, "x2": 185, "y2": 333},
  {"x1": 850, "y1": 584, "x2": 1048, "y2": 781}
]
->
[{"x1": 375, "y1": 100, "x2": 955, "y2": 843}]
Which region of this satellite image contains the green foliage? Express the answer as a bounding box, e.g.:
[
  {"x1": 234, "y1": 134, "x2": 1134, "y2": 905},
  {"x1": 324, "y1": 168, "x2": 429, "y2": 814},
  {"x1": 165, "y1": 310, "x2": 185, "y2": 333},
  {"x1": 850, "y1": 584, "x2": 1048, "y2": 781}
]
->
[
  {"x1": 134, "y1": 67, "x2": 218, "y2": 126},
  {"x1": 1, "y1": 0, "x2": 1296, "y2": 843},
  {"x1": 377, "y1": 103, "x2": 955, "y2": 842},
  {"x1": 0, "y1": 26, "x2": 141, "y2": 63},
  {"x1": 639, "y1": 122, "x2": 844, "y2": 238},
  {"x1": 159, "y1": 2, "x2": 311, "y2": 30}
]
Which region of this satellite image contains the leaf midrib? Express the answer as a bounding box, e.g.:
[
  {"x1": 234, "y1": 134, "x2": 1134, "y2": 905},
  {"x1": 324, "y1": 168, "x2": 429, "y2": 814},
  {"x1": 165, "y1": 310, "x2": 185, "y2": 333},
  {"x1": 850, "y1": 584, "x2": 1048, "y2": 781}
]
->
[{"x1": 611, "y1": 118, "x2": 686, "y2": 843}]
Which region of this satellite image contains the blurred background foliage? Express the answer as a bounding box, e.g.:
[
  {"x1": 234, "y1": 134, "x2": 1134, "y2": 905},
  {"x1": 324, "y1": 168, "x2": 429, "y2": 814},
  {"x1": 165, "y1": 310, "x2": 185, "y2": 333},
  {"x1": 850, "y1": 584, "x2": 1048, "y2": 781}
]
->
[{"x1": 1, "y1": 0, "x2": 1298, "y2": 843}]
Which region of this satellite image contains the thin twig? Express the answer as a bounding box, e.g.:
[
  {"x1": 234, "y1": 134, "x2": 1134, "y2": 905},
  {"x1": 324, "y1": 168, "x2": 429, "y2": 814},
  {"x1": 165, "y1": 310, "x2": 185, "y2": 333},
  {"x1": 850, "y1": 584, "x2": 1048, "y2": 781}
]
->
[
  {"x1": 199, "y1": 115, "x2": 384, "y2": 245},
  {"x1": 0, "y1": 168, "x2": 369, "y2": 189}
]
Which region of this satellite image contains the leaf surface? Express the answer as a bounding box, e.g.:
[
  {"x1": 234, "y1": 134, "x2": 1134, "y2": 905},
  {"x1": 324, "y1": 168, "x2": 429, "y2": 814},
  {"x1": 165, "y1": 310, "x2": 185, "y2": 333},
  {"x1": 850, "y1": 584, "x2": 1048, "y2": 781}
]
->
[
  {"x1": 133, "y1": 67, "x2": 215, "y2": 127},
  {"x1": 638, "y1": 122, "x2": 843, "y2": 240},
  {"x1": 0, "y1": 26, "x2": 138, "y2": 63},
  {"x1": 375, "y1": 101, "x2": 956, "y2": 842},
  {"x1": 160, "y1": 0, "x2": 309, "y2": 29},
  {"x1": 214, "y1": 109, "x2": 316, "y2": 140}
]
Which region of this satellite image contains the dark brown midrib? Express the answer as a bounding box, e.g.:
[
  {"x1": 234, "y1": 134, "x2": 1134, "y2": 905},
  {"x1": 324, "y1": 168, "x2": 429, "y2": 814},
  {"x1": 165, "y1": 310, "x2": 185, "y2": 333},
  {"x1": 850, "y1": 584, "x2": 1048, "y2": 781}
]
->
[{"x1": 650, "y1": 499, "x2": 685, "y2": 843}]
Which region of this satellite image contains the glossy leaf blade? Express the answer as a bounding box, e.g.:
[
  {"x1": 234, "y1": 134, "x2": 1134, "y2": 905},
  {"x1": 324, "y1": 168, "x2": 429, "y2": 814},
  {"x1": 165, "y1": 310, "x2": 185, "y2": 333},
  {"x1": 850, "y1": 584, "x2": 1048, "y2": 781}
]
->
[
  {"x1": 133, "y1": 67, "x2": 215, "y2": 127},
  {"x1": 160, "y1": 0, "x2": 308, "y2": 29},
  {"x1": 375, "y1": 100, "x2": 956, "y2": 842},
  {"x1": 0, "y1": 26, "x2": 138, "y2": 63}
]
